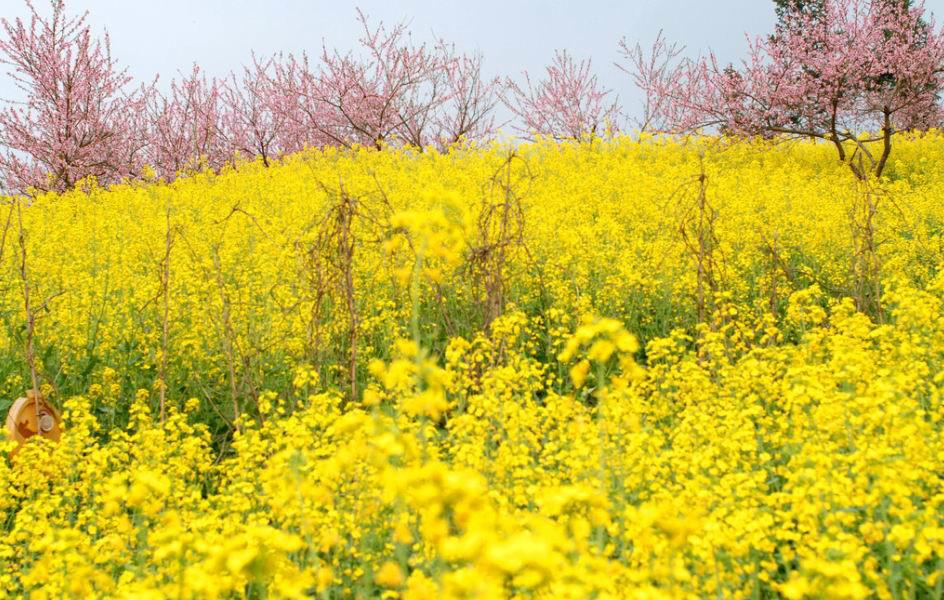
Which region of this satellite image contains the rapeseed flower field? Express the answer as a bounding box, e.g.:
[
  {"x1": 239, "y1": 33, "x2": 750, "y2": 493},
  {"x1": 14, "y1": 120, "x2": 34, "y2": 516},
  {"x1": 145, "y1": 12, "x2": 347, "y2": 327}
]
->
[{"x1": 1, "y1": 135, "x2": 944, "y2": 598}]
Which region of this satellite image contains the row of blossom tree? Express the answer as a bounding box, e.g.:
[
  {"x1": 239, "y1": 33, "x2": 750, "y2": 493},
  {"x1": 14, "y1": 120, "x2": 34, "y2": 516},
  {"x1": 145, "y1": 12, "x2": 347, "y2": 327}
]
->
[{"x1": 2, "y1": 0, "x2": 944, "y2": 193}]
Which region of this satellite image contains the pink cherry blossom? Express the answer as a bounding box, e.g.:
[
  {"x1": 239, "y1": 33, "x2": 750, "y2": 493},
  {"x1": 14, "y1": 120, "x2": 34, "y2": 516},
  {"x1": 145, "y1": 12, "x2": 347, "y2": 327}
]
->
[
  {"x1": 0, "y1": 0, "x2": 147, "y2": 193},
  {"x1": 145, "y1": 64, "x2": 226, "y2": 180},
  {"x1": 628, "y1": 0, "x2": 944, "y2": 179},
  {"x1": 503, "y1": 50, "x2": 620, "y2": 141}
]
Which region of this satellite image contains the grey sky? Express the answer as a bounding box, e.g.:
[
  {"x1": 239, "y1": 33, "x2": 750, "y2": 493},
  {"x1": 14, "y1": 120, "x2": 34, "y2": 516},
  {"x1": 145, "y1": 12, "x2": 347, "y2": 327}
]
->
[{"x1": 3, "y1": 1, "x2": 944, "y2": 124}]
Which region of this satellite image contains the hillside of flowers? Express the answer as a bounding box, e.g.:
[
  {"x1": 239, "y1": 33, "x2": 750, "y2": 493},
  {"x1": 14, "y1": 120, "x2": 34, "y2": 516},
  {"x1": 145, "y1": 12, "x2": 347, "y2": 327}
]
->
[
  {"x1": 4, "y1": 0, "x2": 944, "y2": 597},
  {"x1": 0, "y1": 135, "x2": 941, "y2": 598}
]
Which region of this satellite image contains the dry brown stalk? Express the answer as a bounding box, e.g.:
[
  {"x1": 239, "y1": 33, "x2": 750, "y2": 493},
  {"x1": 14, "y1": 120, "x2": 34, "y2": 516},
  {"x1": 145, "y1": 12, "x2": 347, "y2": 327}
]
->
[
  {"x1": 14, "y1": 199, "x2": 40, "y2": 421},
  {"x1": 467, "y1": 152, "x2": 527, "y2": 333},
  {"x1": 159, "y1": 194, "x2": 173, "y2": 422},
  {"x1": 211, "y1": 244, "x2": 241, "y2": 433}
]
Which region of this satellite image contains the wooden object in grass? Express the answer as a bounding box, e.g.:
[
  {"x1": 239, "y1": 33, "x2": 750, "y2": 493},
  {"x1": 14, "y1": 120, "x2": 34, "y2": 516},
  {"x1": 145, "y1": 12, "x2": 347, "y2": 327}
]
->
[{"x1": 5, "y1": 390, "x2": 61, "y2": 457}]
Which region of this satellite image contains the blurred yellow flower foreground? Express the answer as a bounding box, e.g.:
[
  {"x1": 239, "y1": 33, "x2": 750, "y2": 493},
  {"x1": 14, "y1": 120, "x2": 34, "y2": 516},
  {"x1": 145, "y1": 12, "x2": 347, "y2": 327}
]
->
[{"x1": 2, "y1": 136, "x2": 944, "y2": 598}]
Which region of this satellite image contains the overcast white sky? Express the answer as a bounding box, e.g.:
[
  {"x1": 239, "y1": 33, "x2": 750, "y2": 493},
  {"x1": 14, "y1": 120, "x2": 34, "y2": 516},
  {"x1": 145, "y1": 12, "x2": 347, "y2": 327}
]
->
[{"x1": 2, "y1": 0, "x2": 944, "y2": 123}]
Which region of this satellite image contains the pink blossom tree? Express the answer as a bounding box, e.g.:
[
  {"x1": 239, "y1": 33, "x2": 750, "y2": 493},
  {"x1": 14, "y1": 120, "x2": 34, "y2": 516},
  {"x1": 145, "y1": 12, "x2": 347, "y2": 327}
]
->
[
  {"x1": 264, "y1": 55, "x2": 328, "y2": 154},
  {"x1": 220, "y1": 55, "x2": 292, "y2": 167},
  {"x1": 430, "y1": 45, "x2": 502, "y2": 147},
  {"x1": 502, "y1": 50, "x2": 620, "y2": 141},
  {"x1": 0, "y1": 0, "x2": 147, "y2": 194},
  {"x1": 270, "y1": 10, "x2": 502, "y2": 152},
  {"x1": 628, "y1": 0, "x2": 944, "y2": 179},
  {"x1": 145, "y1": 65, "x2": 227, "y2": 180},
  {"x1": 280, "y1": 10, "x2": 452, "y2": 150},
  {"x1": 272, "y1": 52, "x2": 346, "y2": 151},
  {"x1": 617, "y1": 31, "x2": 684, "y2": 133}
]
